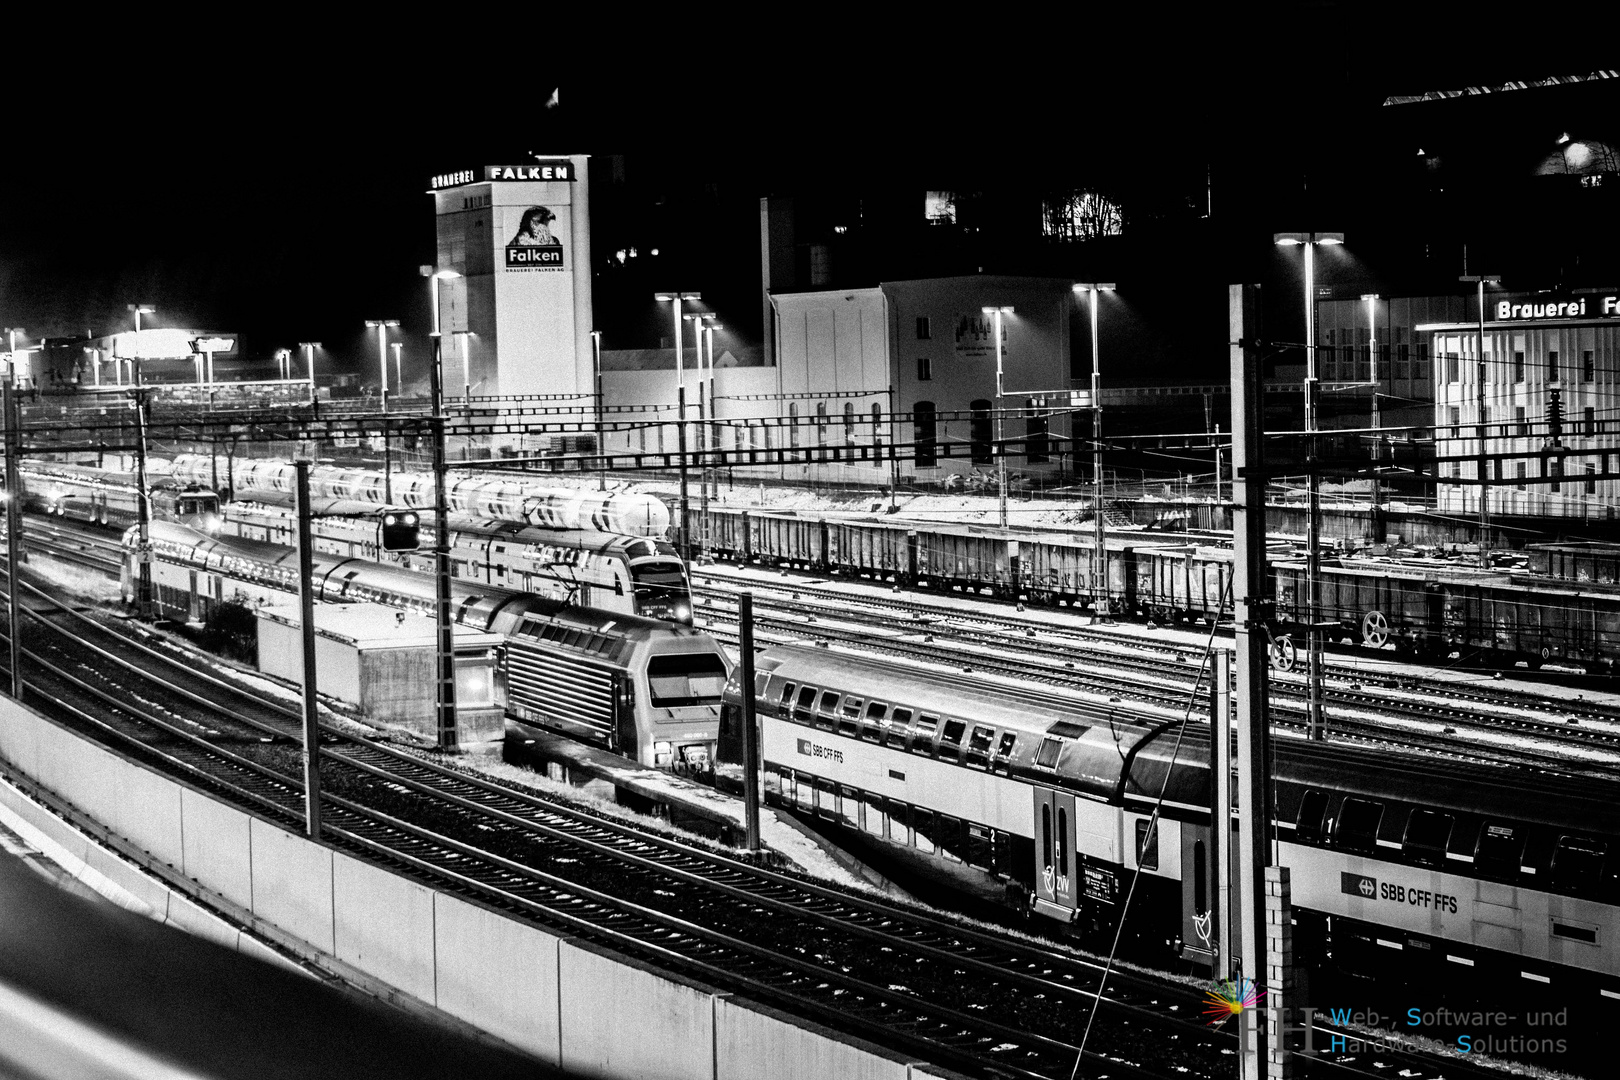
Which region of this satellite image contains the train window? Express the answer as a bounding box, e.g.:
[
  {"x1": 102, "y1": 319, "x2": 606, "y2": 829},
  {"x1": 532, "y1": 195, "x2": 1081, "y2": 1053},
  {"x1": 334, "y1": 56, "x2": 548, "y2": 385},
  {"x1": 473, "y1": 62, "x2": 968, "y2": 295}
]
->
[
  {"x1": 766, "y1": 768, "x2": 787, "y2": 807},
  {"x1": 1193, "y1": 839, "x2": 1208, "y2": 916},
  {"x1": 1474, "y1": 822, "x2": 1525, "y2": 879},
  {"x1": 996, "y1": 732, "x2": 1017, "y2": 758},
  {"x1": 794, "y1": 773, "x2": 813, "y2": 813},
  {"x1": 794, "y1": 686, "x2": 817, "y2": 725},
  {"x1": 839, "y1": 785, "x2": 860, "y2": 829},
  {"x1": 862, "y1": 793, "x2": 887, "y2": 838},
  {"x1": 1295, "y1": 790, "x2": 1329, "y2": 843},
  {"x1": 1135, "y1": 818, "x2": 1158, "y2": 870},
  {"x1": 1334, "y1": 798, "x2": 1384, "y2": 855},
  {"x1": 815, "y1": 778, "x2": 837, "y2": 820},
  {"x1": 778, "y1": 682, "x2": 796, "y2": 713},
  {"x1": 1402, "y1": 810, "x2": 1455, "y2": 868},
  {"x1": 1036, "y1": 737, "x2": 1063, "y2": 769},
  {"x1": 838, "y1": 697, "x2": 863, "y2": 737},
  {"x1": 910, "y1": 714, "x2": 939, "y2": 754},
  {"x1": 816, "y1": 692, "x2": 840, "y2": 731},
  {"x1": 1057, "y1": 807, "x2": 1070, "y2": 872},
  {"x1": 938, "y1": 719, "x2": 965, "y2": 762},
  {"x1": 891, "y1": 802, "x2": 913, "y2": 847},
  {"x1": 1550, "y1": 836, "x2": 1608, "y2": 896},
  {"x1": 935, "y1": 816, "x2": 963, "y2": 863},
  {"x1": 1041, "y1": 804, "x2": 1053, "y2": 874},
  {"x1": 965, "y1": 823, "x2": 993, "y2": 868},
  {"x1": 913, "y1": 809, "x2": 936, "y2": 854},
  {"x1": 861, "y1": 702, "x2": 888, "y2": 742},
  {"x1": 887, "y1": 708, "x2": 912, "y2": 748},
  {"x1": 646, "y1": 654, "x2": 729, "y2": 708}
]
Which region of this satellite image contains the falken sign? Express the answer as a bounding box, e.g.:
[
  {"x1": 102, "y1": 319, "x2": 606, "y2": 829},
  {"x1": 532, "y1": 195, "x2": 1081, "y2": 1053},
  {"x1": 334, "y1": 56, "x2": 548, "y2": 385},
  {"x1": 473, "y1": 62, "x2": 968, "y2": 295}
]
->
[
  {"x1": 430, "y1": 161, "x2": 577, "y2": 189},
  {"x1": 1495, "y1": 295, "x2": 1620, "y2": 321}
]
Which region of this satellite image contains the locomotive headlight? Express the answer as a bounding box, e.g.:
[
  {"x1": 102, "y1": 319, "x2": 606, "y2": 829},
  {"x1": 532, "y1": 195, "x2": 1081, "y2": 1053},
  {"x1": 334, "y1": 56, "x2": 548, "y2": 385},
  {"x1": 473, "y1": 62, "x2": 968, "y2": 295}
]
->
[
  {"x1": 384, "y1": 513, "x2": 398, "y2": 526},
  {"x1": 653, "y1": 741, "x2": 674, "y2": 766},
  {"x1": 673, "y1": 602, "x2": 691, "y2": 621}
]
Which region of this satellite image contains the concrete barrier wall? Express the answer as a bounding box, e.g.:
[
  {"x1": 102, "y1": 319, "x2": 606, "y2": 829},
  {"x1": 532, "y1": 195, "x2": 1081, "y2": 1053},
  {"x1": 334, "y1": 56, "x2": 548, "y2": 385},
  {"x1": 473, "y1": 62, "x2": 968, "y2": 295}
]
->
[{"x1": 0, "y1": 693, "x2": 962, "y2": 1080}]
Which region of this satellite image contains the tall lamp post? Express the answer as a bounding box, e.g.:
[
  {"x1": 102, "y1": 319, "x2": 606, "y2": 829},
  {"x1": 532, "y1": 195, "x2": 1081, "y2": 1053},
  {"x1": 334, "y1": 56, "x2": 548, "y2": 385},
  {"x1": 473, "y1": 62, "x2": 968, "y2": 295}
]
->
[
  {"x1": 390, "y1": 342, "x2": 404, "y2": 400},
  {"x1": 456, "y1": 331, "x2": 473, "y2": 405},
  {"x1": 1460, "y1": 274, "x2": 1500, "y2": 567},
  {"x1": 703, "y1": 319, "x2": 721, "y2": 501},
  {"x1": 299, "y1": 342, "x2": 321, "y2": 404},
  {"x1": 1274, "y1": 231, "x2": 1343, "y2": 741},
  {"x1": 126, "y1": 305, "x2": 154, "y2": 386},
  {"x1": 656, "y1": 292, "x2": 701, "y2": 562},
  {"x1": 982, "y1": 306, "x2": 1014, "y2": 528},
  {"x1": 1361, "y1": 294, "x2": 1382, "y2": 536},
  {"x1": 426, "y1": 268, "x2": 461, "y2": 750},
  {"x1": 1074, "y1": 284, "x2": 1115, "y2": 618},
  {"x1": 590, "y1": 330, "x2": 605, "y2": 491},
  {"x1": 364, "y1": 319, "x2": 400, "y2": 411}
]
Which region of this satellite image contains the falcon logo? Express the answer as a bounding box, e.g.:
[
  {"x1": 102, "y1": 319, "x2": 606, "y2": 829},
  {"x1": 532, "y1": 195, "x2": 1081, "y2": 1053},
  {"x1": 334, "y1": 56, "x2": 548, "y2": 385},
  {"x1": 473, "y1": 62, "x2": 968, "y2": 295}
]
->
[{"x1": 1341, "y1": 872, "x2": 1377, "y2": 898}]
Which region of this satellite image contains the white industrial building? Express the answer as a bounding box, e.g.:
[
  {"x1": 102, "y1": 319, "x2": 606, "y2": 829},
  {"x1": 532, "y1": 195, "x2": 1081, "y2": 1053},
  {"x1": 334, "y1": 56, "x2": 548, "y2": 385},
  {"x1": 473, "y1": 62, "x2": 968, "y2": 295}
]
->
[{"x1": 1427, "y1": 288, "x2": 1620, "y2": 520}]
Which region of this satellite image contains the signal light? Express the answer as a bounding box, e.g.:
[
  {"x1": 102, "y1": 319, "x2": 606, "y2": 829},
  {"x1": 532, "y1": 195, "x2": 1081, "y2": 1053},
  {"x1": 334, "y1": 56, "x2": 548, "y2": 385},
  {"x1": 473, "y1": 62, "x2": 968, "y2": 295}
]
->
[{"x1": 380, "y1": 509, "x2": 420, "y2": 551}]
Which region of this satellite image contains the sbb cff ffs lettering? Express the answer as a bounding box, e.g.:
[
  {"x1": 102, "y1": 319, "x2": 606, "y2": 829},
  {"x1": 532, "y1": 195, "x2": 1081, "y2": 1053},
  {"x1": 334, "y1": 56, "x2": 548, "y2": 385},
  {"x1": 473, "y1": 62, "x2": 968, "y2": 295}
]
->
[{"x1": 381, "y1": 510, "x2": 420, "y2": 551}]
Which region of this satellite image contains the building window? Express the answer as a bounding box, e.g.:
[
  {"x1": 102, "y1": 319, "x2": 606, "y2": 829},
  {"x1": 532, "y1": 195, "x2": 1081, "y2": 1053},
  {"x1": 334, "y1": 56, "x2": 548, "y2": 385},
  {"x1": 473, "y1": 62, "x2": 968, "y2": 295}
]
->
[
  {"x1": 789, "y1": 403, "x2": 800, "y2": 448},
  {"x1": 1515, "y1": 461, "x2": 1526, "y2": 490},
  {"x1": 917, "y1": 356, "x2": 932, "y2": 381},
  {"x1": 1414, "y1": 344, "x2": 1431, "y2": 381},
  {"x1": 1586, "y1": 406, "x2": 1596, "y2": 436},
  {"x1": 1583, "y1": 350, "x2": 1596, "y2": 381},
  {"x1": 1480, "y1": 405, "x2": 1490, "y2": 427},
  {"x1": 1514, "y1": 350, "x2": 1525, "y2": 382},
  {"x1": 970, "y1": 399, "x2": 993, "y2": 465},
  {"x1": 1516, "y1": 406, "x2": 1528, "y2": 436},
  {"x1": 1587, "y1": 463, "x2": 1598, "y2": 495},
  {"x1": 1445, "y1": 352, "x2": 1460, "y2": 383},
  {"x1": 916, "y1": 316, "x2": 931, "y2": 340},
  {"x1": 1550, "y1": 456, "x2": 1562, "y2": 493},
  {"x1": 1041, "y1": 189, "x2": 1124, "y2": 242},
  {"x1": 924, "y1": 192, "x2": 956, "y2": 226},
  {"x1": 1395, "y1": 344, "x2": 1410, "y2": 380},
  {"x1": 1449, "y1": 405, "x2": 1461, "y2": 438},
  {"x1": 816, "y1": 402, "x2": 827, "y2": 445},
  {"x1": 914, "y1": 401, "x2": 937, "y2": 467},
  {"x1": 1494, "y1": 458, "x2": 1503, "y2": 482},
  {"x1": 1548, "y1": 351, "x2": 1560, "y2": 382},
  {"x1": 843, "y1": 401, "x2": 855, "y2": 437}
]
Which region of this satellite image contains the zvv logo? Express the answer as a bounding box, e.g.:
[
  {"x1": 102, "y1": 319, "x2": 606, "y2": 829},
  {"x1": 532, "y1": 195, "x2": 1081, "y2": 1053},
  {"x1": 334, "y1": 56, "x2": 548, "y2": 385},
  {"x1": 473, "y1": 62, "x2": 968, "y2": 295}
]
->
[{"x1": 1340, "y1": 872, "x2": 1377, "y2": 898}]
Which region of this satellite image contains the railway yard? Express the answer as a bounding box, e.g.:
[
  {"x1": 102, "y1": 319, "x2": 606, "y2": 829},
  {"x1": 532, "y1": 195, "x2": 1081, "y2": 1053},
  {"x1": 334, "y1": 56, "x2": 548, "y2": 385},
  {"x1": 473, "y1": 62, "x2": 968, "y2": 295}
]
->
[{"x1": 7, "y1": 480, "x2": 1619, "y2": 1080}]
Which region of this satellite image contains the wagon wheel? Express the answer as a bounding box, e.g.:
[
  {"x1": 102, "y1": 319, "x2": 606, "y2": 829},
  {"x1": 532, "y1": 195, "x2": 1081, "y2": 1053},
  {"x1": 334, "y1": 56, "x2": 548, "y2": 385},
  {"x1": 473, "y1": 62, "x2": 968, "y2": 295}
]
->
[
  {"x1": 1269, "y1": 635, "x2": 1297, "y2": 672},
  {"x1": 1361, "y1": 610, "x2": 1390, "y2": 649}
]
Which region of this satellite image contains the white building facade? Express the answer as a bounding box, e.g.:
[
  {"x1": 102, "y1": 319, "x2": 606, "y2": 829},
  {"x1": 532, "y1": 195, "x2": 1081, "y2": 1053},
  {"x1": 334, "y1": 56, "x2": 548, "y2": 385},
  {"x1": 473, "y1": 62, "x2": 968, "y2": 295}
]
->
[{"x1": 1426, "y1": 289, "x2": 1620, "y2": 519}]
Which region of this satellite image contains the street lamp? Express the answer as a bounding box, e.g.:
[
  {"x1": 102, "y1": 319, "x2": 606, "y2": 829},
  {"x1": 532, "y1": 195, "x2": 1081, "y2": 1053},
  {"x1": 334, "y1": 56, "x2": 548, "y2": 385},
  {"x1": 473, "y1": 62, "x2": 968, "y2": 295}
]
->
[
  {"x1": 1360, "y1": 294, "x2": 1382, "y2": 529},
  {"x1": 390, "y1": 342, "x2": 403, "y2": 399},
  {"x1": 655, "y1": 292, "x2": 701, "y2": 564},
  {"x1": 364, "y1": 319, "x2": 400, "y2": 410},
  {"x1": 299, "y1": 342, "x2": 321, "y2": 403},
  {"x1": 127, "y1": 305, "x2": 154, "y2": 386},
  {"x1": 982, "y1": 306, "x2": 1014, "y2": 528},
  {"x1": 1073, "y1": 283, "x2": 1116, "y2": 618},
  {"x1": 590, "y1": 330, "x2": 605, "y2": 491},
  {"x1": 1274, "y1": 231, "x2": 1343, "y2": 741},
  {"x1": 1460, "y1": 274, "x2": 1500, "y2": 567}
]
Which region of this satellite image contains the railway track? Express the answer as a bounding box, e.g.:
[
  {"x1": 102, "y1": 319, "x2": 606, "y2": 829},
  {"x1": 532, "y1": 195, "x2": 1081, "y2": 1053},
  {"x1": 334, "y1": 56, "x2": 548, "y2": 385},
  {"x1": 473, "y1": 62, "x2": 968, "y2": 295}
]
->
[{"x1": 693, "y1": 568, "x2": 1620, "y2": 777}]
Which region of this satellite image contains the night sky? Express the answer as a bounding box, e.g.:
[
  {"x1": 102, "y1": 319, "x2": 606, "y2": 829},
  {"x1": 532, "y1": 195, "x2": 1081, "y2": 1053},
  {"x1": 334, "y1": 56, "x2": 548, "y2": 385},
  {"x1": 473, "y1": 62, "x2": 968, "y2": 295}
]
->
[{"x1": 3, "y1": 12, "x2": 1616, "y2": 388}]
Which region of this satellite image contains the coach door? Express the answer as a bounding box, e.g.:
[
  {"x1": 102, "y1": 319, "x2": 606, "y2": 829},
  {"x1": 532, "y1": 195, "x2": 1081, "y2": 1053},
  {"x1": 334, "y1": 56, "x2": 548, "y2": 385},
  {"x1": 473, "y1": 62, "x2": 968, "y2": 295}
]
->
[
  {"x1": 188, "y1": 571, "x2": 202, "y2": 622},
  {"x1": 1179, "y1": 823, "x2": 1217, "y2": 966},
  {"x1": 1033, "y1": 787, "x2": 1079, "y2": 921}
]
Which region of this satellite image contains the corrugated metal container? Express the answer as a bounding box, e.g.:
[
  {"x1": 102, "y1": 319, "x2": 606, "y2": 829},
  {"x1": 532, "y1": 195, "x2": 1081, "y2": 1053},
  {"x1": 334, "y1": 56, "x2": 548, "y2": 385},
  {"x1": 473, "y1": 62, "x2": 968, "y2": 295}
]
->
[{"x1": 256, "y1": 602, "x2": 506, "y2": 742}]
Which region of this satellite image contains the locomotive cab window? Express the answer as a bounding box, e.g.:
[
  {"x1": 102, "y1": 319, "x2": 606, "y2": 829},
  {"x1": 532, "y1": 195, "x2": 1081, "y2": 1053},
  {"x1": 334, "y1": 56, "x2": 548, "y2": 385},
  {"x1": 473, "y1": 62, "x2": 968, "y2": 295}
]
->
[
  {"x1": 862, "y1": 702, "x2": 888, "y2": 742},
  {"x1": 1035, "y1": 736, "x2": 1063, "y2": 770},
  {"x1": 646, "y1": 654, "x2": 729, "y2": 708},
  {"x1": 1135, "y1": 818, "x2": 1158, "y2": 870},
  {"x1": 1474, "y1": 822, "x2": 1525, "y2": 880},
  {"x1": 1401, "y1": 809, "x2": 1454, "y2": 868},
  {"x1": 1550, "y1": 836, "x2": 1608, "y2": 897},
  {"x1": 1295, "y1": 789, "x2": 1329, "y2": 844},
  {"x1": 1334, "y1": 797, "x2": 1384, "y2": 855}
]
